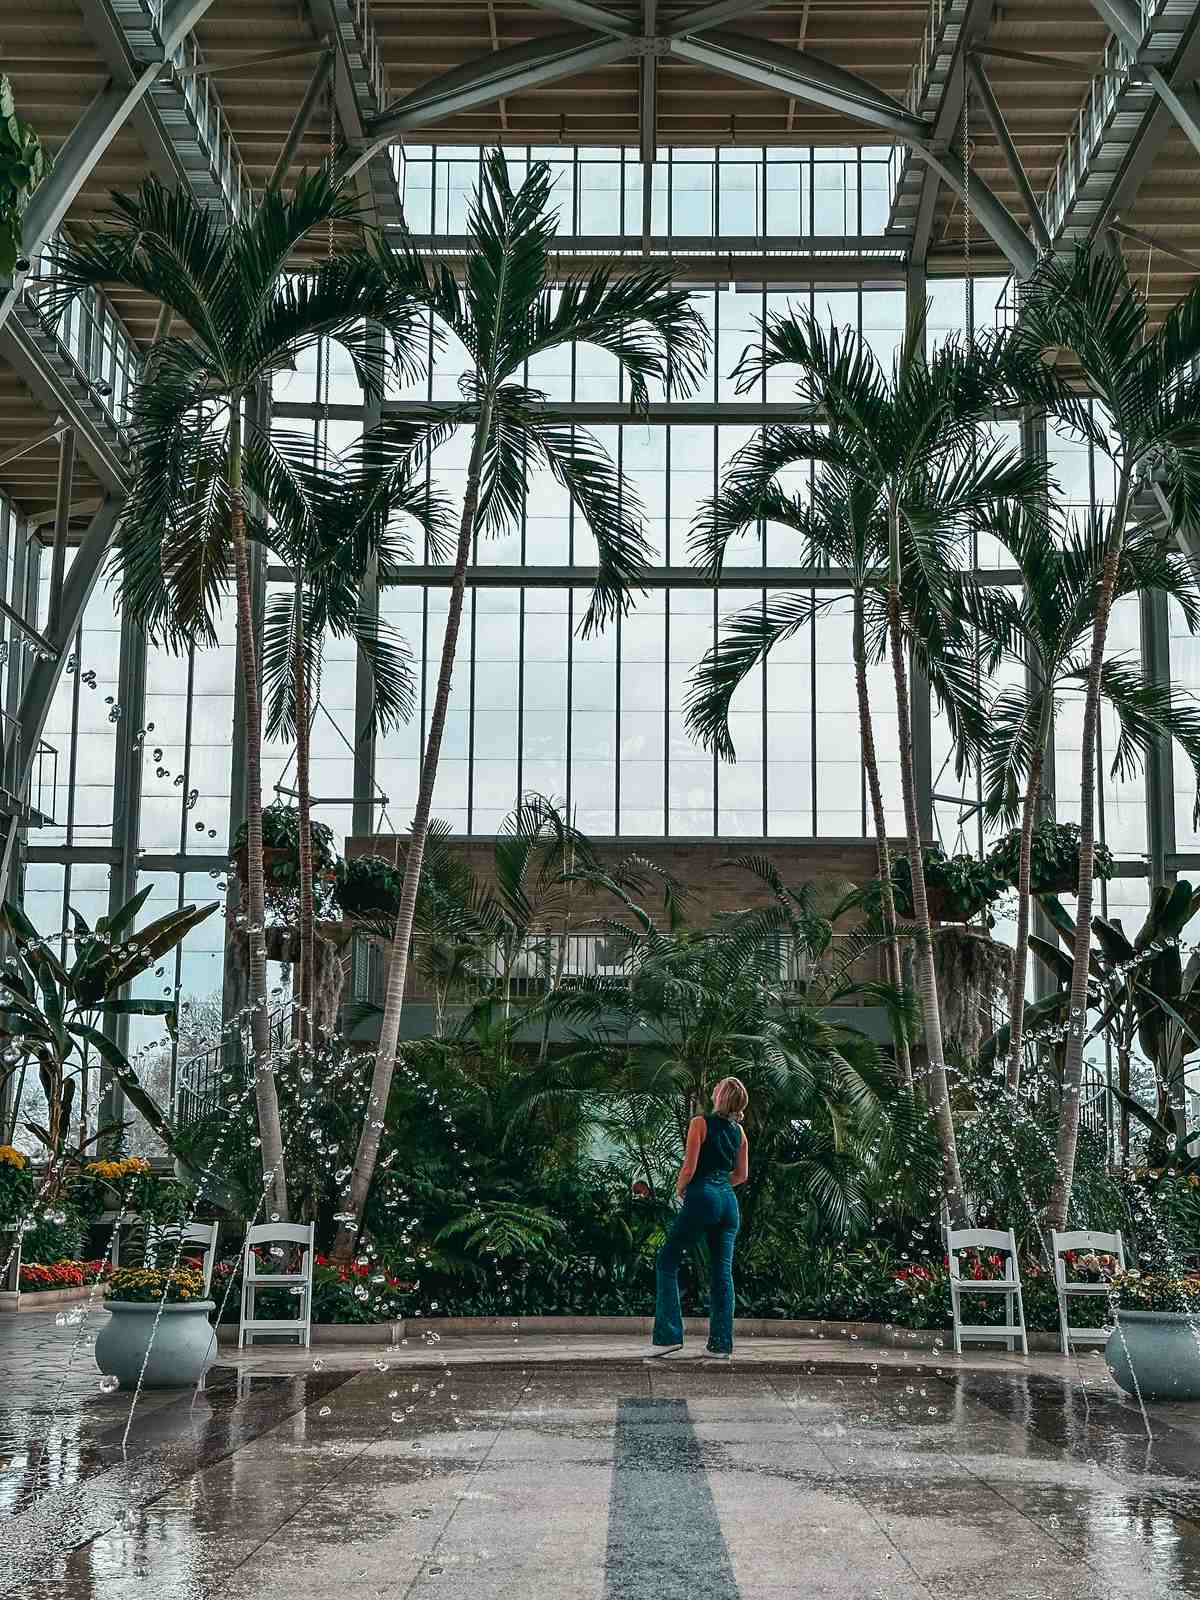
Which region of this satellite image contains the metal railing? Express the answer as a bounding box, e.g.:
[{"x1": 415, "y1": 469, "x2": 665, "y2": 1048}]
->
[
  {"x1": 145, "y1": 0, "x2": 251, "y2": 218},
  {"x1": 21, "y1": 250, "x2": 142, "y2": 432},
  {"x1": 0, "y1": 706, "x2": 56, "y2": 823}
]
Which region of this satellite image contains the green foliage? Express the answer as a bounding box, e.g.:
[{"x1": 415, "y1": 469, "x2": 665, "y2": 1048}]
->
[
  {"x1": 334, "y1": 853, "x2": 405, "y2": 922},
  {"x1": 891, "y1": 845, "x2": 1008, "y2": 925},
  {"x1": 20, "y1": 1205, "x2": 84, "y2": 1265},
  {"x1": 0, "y1": 1146, "x2": 33, "y2": 1225},
  {"x1": 0, "y1": 887, "x2": 218, "y2": 1170},
  {"x1": 986, "y1": 819, "x2": 1114, "y2": 895},
  {"x1": 0, "y1": 75, "x2": 47, "y2": 279}
]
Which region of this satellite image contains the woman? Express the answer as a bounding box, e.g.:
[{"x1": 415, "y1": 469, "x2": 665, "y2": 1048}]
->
[{"x1": 643, "y1": 1076, "x2": 749, "y2": 1363}]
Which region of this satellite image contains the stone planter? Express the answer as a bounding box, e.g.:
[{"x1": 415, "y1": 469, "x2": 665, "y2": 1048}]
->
[
  {"x1": 94, "y1": 1300, "x2": 218, "y2": 1390},
  {"x1": 1106, "y1": 1309, "x2": 1200, "y2": 1402}
]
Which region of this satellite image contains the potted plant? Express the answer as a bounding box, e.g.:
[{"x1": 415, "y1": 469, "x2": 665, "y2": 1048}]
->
[
  {"x1": 333, "y1": 854, "x2": 404, "y2": 925},
  {"x1": 232, "y1": 804, "x2": 338, "y2": 929},
  {"x1": 1106, "y1": 1270, "x2": 1200, "y2": 1401},
  {"x1": 0, "y1": 1143, "x2": 33, "y2": 1302},
  {"x1": 987, "y1": 818, "x2": 1115, "y2": 897},
  {"x1": 94, "y1": 1261, "x2": 215, "y2": 1389},
  {"x1": 891, "y1": 845, "x2": 1007, "y2": 926}
]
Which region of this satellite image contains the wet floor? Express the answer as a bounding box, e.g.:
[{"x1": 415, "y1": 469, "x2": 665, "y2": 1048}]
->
[{"x1": 4, "y1": 1314, "x2": 1200, "y2": 1598}]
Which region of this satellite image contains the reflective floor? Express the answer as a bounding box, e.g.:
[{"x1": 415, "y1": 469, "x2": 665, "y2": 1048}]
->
[{"x1": 4, "y1": 1312, "x2": 1200, "y2": 1598}]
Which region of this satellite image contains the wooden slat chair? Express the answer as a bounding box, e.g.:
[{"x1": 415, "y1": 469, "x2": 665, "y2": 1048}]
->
[
  {"x1": 239, "y1": 1223, "x2": 314, "y2": 1348},
  {"x1": 946, "y1": 1227, "x2": 1029, "y2": 1355},
  {"x1": 1050, "y1": 1229, "x2": 1125, "y2": 1353},
  {"x1": 147, "y1": 1220, "x2": 220, "y2": 1298}
]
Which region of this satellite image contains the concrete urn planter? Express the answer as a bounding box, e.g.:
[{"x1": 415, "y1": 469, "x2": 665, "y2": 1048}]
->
[
  {"x1": 1106, "y1": 1309, "x2": 1200, "y2": 1402},
  {"x1": 94, "y1": 1300, "x2": 218, "y2": 1390}
]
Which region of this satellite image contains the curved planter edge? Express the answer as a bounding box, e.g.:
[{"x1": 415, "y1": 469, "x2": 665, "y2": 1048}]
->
[
  {"x1": 95, "y1": 1299, "x2": 218, "y2": 1391},
  {"x1": 1106, "y1": 1308, "x2": 1200, "y2": 1403}
]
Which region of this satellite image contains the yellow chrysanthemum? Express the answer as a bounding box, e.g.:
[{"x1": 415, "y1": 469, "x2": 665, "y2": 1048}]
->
[{"x1": 0, "y1": 1145, "x2": 27, "y2": 1169}]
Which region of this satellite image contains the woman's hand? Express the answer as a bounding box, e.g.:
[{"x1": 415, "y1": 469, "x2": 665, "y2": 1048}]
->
[{"x1": 675, "y1": 1183, "x2": 687, "y2": 1203}]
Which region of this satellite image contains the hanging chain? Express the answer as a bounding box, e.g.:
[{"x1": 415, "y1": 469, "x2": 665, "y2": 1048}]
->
[{"x1": 327, "y1": 80, "x2": 336, "y2": 263}]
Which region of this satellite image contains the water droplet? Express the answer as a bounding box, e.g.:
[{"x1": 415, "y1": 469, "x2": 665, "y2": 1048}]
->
[
  {"x1": 318, "y1": 1405, "x2": 331, "y2": 1417},
  {"x1": 99, "y1": 1374, "x2": 119, "y2": 1393}
]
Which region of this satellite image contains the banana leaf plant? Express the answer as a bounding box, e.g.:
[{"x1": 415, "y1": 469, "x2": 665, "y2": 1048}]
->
[
  {"x1": 0, "y1": 886, "x2": 218, "y2": 1173},
  {"x1": 1026, "y1": 881, "x2": 1200, "y2": 1162}
]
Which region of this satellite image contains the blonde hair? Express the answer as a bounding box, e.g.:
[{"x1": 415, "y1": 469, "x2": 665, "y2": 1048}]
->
[{"x1": 712, "y1": 1076, "x2": 748, "y2": 1121}]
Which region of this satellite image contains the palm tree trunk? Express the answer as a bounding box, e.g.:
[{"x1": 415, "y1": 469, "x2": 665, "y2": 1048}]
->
[
  {"x1": 229, "y1": 405, "x2": 289, "y2": 1221},
  {"x1": 292, "y1": 575, "x2": 315, "y2": 1057},
  {"x1": 331, "y1": 407, "x2": 492, "y2": 1264},
  {"x1": 1004, "y1": 695, "x2": 1052, "y2": 1094},
  {"x1": 1046, "y1": 462, "x2": 1133, "y2": 1231},
  {"x1": 853, "y1": 595, "x2": 912, "y2": 1091},
  {"x1": 886, "y1": 505, "x2": 967, "y2": 1227}
]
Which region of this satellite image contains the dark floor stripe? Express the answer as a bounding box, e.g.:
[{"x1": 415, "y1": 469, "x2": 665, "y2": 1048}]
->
[{"x1": 605, "y1": 1397, "x2": 741, "y2": 1600}]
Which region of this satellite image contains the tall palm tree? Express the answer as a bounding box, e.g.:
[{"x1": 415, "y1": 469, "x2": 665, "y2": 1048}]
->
[
  {"x1": 687, "y1": 461, "x2": 918, "y2": 1087},
  {"x1": 46, "y1": 174, "x2": 419, "y2": 1218},
  {"x1": 1011, "y1": 247, "x2": 1200, "y2": 1229},
  {"x1": 959, "y1": 505, "x2": 1200, "y2": 1094},
  {"x1": 254, "y1": 432, "x2": 449, "y2": 1050},
  {"x1": 721, "y1": 310, "x2": 1075, "y2": 1225},
  {"x1": 329, "y1": 150, "x2": 709, "y2": 1261}
]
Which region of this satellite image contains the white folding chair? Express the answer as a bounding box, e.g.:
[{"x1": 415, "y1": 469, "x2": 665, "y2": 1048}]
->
[
  {"x1": 148, "y1": 1220, "x2": 220, "y2": 1298},
  {"x1": 1050, "y1": 1229, "x2": 1125, "y2": 1352},
  {"x1": 239, "y1": 1222, "x2": 314, "y2": 1348},
  {"x1": 946, "y1": 1227, "x2": 1028, "y2": 1355}
]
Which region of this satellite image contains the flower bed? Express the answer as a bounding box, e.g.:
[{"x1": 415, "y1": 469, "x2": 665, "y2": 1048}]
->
[
  {"x1": 211, "y1": 1252, "x2": 417, "y2": 1324},
  {"x1": 19, "y1": 1259, "x2": 111, "y2": 1292}
]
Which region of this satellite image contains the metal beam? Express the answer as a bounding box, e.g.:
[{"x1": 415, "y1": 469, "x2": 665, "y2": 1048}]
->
[
  {"x1": 1109, "y1": 218, "x2": 1200, "y2": 272},
  {"x1": 0, "y1": 497, "x2": 122, "y2": 887},
  {"x1": 269, "y1": 48, "x2": 336, "y2": 190},
  {"x1": 1087, "y1": 0, "x2": 1145, "y2": 53},
  {"x1": 966, "y1": 53, "x2": 1052, "y2": 254},
  {"x1": 669, "y1": 30, "x2": 929, "y2": 141},
  {"x1": 0, "y1": 421, "x2": 66, "y2": 472},
  {"x1": 46, "y1": 429, "x2": 76, "y2": 637},
  {"x1": 351, "y1": 32, "x2": 634, "y2": 167},
  {"x1": 916, "y1": 144, "x2": 1039, "y2": 279},
  {"x1": 0, "y1": 315, "x2": 130, "y2": 497},
  {"x1": 1141, "y1": 584, "x2": 1176, "y2": 888},
  {"x1": 1144, "y1": 64, "x2": 1200, "y2": 161},
  {"x1": 521, "y1": 0, "x2": 635, "y2": 35},
  {"x1": 675, "y1": 0, "x2": 784, "y2": 29},
  {"x1": 0, "y1": 0, "x2": 220, "y2": 334},
  {"x1": 640, "y1": 0, "x2": 658, "y2": 182}
]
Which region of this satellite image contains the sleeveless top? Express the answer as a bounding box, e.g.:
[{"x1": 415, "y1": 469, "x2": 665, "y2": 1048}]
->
[{"x1": 692, "y1": 1113, "x2": 742, "y2": 1184}]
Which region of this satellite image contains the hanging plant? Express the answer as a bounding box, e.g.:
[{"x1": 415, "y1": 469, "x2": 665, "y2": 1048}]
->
[
  {"x1": 333, "y1": 854, "x2": 404, "y2": 923},
  {"x1": 0, "y1": 76, "x2": 47, "y2": 279},
  {"x1": 891, "y1": 845, "x2": 1008, "y2": 926},
  {"x1": 986, "y1": 819, "x2": 1115, "y2": 898},
  {"x1": 232, "y1": 803, "x2": 338, "y2": 922}
]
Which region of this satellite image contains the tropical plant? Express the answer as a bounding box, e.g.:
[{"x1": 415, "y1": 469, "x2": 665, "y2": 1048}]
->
[
  {"x1": 890, "y1": 844, "x2": 1009, "y2": 927},
  {"x1": 45, "y1": 170, "x2": 421, "y2": 1220},
  {"x1": 1032, "y1": 882, "x2": 1200, "y2": 1168},
  {"x1": 698, "y1": 310, "x2": 1072, "y2": 1221},
  {"x1": 1010, "y1": 246, "x2": 1200, "y2": 1230},
  {"x1": 251, "y1": 433, "x2": 446, "y2": 1045},
  {"x1": 232, "y1": 803, "x2": 338, "y2": 924},
  {"x1": 0, "y1": 74, "x2": 47, "y2": 277},
  {"x1": 535, "y1": 897, "x2": 901, "y2": 1241},
  {"x1": 958, "y1": 503, "x2": 1200, "y2": 1091},
  {"x1": 0, "y1": 887, "x2": 217, "y2": 1178},
  {"x1": 334, "y1": 853, "x2": 406, "y2": 925},
  {"x1": 686, "y1": 463, "x2": 915, "y2": 1087},
  {"x1": 331, "y1": 149, "x2": 709, "y2": 1261}
]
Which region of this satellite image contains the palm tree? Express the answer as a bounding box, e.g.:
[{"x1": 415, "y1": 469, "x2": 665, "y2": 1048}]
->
[
  {"x1": 329, "y1": 150, "x2": 709, "y2": 1262},
  {"x1": 719, "y1": 310, "x2": 1077, "y2": 1226},
  {"x1": 960, "y1": 505, "x2": 1200, "y2": 1094},
  {"x1": 686, "y1": 460, "x2": 915, "y2": 1088},
  {"x1": 254, "y1": 432, "x2": 449, "y2": 1051},
  {"x1": 1011, "y1": 247, "x2": 1200, "y2": 1229},
  {"x1": 46, "y1": 173, "x2": 419, "y2": 1218},
  {"x1": 536, "y1": 902, "x2": 896, "y2": 1241}
]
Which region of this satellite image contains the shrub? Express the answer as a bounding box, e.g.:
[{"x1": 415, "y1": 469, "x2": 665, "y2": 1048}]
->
[
  {"x1": 21, "y1": 1206, "x2": 84, "y2": 1266},
  {"x1": 0, "y1": 1144, "x2": 33, "y2": 1227}
]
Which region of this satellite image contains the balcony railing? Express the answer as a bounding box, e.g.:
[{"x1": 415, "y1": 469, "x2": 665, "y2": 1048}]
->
[{"x1": 21, "y1": 251, "x2": 142, "y2": 433}]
